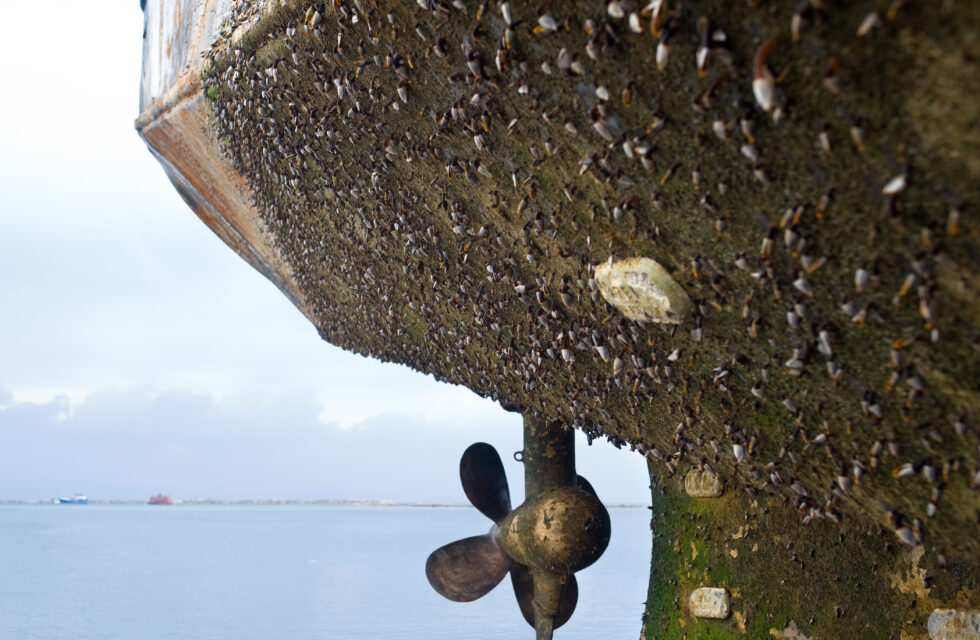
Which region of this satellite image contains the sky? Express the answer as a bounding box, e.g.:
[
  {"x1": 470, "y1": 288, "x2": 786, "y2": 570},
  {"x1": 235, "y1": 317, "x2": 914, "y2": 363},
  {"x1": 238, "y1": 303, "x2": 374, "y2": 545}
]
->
[{"x1": 0, "y1": 1, "x2": 650, "y2": 504}]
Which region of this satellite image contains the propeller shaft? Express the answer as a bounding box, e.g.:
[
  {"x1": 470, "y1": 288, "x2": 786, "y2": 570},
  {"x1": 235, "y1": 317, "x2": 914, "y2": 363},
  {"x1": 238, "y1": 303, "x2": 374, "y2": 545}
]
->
[
  {"x1": 522, "y1": 415, "x2": 575, "y2": 497},
  {"x1": 535, "y1": 617, "x2": 555, "y2": 640},
  {"x1": 531, "y1": 568, "x2": 567, "y2": 640}
]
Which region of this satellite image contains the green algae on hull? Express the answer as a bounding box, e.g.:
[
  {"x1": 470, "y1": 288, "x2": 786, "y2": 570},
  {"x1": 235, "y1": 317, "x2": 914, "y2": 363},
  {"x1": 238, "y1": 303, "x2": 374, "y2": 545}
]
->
[{"x1": 644, "y1": 461, "x2": 980, "y2": 639}]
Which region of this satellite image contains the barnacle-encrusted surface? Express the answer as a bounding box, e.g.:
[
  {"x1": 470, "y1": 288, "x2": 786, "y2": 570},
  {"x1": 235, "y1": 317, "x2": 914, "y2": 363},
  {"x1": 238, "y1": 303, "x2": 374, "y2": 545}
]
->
[{"x1": 191, "y1": 0, "x2": 979, "y2": 635}]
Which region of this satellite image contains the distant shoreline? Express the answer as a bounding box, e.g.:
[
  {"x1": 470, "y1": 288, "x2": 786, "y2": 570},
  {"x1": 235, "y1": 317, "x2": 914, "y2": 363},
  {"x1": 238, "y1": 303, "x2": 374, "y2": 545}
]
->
[{"x1": 0, "y1": 499, "x2": 646, "y2": 509}]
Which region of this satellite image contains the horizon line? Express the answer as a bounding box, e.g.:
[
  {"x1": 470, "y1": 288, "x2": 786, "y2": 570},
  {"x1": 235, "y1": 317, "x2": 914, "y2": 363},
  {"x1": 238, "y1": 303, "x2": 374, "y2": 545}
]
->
[{"x1": 0, "y1": 498, "x2": 648, "y2": 508}]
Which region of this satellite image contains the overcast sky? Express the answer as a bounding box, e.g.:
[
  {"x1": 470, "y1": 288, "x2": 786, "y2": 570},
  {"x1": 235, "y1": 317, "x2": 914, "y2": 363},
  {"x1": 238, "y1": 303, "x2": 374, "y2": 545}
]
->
[{"x1": 0, "y1": 2, "x2": 650, "y2": 504}]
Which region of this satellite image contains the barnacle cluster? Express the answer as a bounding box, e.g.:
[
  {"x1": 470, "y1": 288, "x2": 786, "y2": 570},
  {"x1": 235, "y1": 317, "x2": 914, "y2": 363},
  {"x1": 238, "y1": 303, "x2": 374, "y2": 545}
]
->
[{"x1": 201, "y1": 0, "x2": 979, "y2": 566}]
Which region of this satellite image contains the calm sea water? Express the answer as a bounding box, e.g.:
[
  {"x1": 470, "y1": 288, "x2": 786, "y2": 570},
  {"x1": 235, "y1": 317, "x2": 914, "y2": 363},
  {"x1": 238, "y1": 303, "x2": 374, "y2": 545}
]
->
[{"x1": 0, "y1": 504, "x2": 650, "y2": 639}]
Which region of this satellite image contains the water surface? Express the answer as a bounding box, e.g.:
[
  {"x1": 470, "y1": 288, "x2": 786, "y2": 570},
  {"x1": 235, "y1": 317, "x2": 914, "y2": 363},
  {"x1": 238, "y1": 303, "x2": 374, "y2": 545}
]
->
[{"x1": 0, "y1": 504, "x2": 650, "y2": 639}]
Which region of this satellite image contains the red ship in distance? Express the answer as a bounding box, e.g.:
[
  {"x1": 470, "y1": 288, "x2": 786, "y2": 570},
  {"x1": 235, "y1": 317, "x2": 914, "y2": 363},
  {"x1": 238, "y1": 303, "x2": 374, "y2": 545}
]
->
[{"x1": 149, "y1": 494, "x2": 172, "y2": 505}]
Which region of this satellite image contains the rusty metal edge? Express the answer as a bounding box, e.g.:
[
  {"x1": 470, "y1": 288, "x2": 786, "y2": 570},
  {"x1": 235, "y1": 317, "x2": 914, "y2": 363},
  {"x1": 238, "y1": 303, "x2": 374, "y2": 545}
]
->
[{"x1": 136, "y1": 20, "x2": 314, "y2": 324}]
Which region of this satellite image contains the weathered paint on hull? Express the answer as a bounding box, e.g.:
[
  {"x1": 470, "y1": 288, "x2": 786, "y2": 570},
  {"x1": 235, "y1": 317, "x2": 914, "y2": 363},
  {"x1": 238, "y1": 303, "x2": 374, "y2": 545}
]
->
[{"x1": 136, "y1": 0, "x2": 311, "y2": 319}]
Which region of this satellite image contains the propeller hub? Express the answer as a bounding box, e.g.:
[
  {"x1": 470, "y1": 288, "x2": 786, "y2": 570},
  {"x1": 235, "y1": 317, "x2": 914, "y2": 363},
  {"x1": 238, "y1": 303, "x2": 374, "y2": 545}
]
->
[{"x1": 497, "y1": 485, "x2": 611, "y2": 574}]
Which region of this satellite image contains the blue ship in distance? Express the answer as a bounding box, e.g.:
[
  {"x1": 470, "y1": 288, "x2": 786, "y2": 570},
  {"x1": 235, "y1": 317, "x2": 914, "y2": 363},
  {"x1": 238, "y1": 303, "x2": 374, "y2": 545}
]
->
[{"x1": 56, "y1": 493, "x2": 88, "y2": 504}]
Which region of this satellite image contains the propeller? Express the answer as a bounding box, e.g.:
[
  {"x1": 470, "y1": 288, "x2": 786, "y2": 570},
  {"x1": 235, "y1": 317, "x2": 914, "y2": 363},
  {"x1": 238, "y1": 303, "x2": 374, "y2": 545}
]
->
[
  {"x1": 511, "y1": 562, "x2": 578, "y2": 629},
  {"x1": 426, "y1": 443, "x2": 513, "y2": 603},
  {"x1": 426, "y1": 427, "x2": 610, "y2": 640}
]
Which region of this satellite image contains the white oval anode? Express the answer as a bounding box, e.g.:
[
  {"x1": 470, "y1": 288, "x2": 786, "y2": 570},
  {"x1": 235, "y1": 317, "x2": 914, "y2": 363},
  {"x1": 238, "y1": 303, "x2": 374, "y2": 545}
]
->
[{"x1": 594, "y1": 257, "x2": 692, "y2": 324}]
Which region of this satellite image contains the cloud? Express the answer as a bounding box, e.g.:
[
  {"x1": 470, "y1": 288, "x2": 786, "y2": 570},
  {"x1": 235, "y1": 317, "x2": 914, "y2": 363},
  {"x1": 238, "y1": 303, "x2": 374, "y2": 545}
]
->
[
  {"x1": 0, "y1": 385, "x2": 498, "y2": 502},
  {"x1": 0, "y1": 384, "x2": 650, "y2": 506},
  {"x1": 315, "y1": 369, "x2": 503, "y2": 429}
]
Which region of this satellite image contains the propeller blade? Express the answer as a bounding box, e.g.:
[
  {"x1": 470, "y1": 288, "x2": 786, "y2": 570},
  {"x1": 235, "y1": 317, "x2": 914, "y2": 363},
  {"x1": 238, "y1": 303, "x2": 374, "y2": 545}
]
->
[
  {"x1": 426, "y1": 534, "x2": 513, "y2": 602},
  {"x1": 576, "y1": 474, "x2": 598, "y2": 497},
  {"x1": 460, "y1": 443, "x2": 511, "y2": 523},
  {"x1": 510, "y1": 564, "x2": 578, "y2": 630}
]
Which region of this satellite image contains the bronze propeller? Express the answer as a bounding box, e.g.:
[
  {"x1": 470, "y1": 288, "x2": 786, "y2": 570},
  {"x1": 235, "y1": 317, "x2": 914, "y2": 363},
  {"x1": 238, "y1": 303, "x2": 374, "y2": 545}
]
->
[{"x1": 426, "y1": 415, "x2": 611, "y2": 639}]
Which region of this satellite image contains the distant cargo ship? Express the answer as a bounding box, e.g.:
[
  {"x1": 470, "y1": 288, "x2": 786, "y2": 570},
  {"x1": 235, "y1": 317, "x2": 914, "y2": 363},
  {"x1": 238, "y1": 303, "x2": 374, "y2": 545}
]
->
[
  {"x1": 57, "y1": 493, "x2": 88, "y2": 504},
  {"x1": 149, "y1": 494, "x2": 172, "y2": 505}
]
